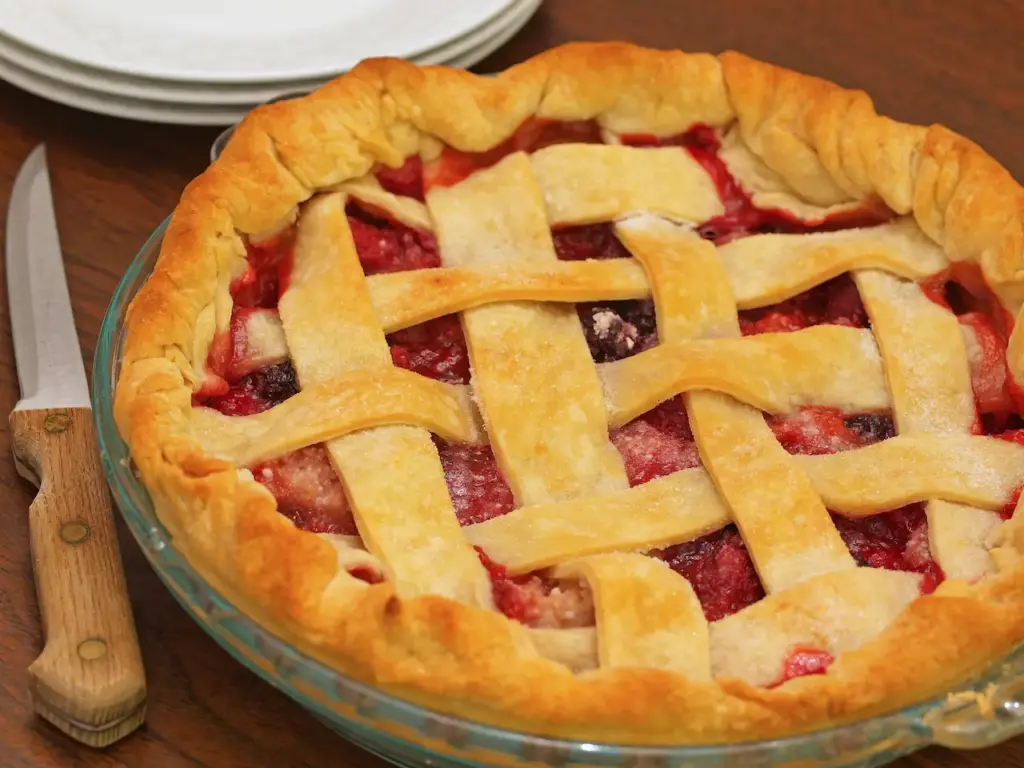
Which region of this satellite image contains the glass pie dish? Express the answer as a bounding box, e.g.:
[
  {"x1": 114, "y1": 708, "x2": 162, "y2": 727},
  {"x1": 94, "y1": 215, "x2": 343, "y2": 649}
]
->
[{"x1": 94, "y1": 218, "x2": 1024, "y2": 768}]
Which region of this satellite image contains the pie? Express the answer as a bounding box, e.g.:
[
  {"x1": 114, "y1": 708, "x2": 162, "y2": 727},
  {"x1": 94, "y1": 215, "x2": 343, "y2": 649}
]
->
[{"x1": 114, "y1": 42, "x2": 1024, "y2": 744}]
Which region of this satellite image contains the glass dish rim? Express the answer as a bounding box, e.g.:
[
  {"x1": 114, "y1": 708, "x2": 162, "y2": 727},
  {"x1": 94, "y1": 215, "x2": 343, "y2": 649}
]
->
[{"x1": 92, "y1": 215, "x2": 1024, "y2": 763}]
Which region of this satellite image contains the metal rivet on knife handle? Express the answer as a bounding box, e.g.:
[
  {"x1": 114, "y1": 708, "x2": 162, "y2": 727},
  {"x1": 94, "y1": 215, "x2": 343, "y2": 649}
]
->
[
  {"x1": 77, "y1": 638, "x2": 109, "y2": 662},
  {"x1": 43, "y1": 413, "x2": 71, "y2": 433},
  {"x1": 60, "y1": 521, "x2": 90, "y2": 545}
]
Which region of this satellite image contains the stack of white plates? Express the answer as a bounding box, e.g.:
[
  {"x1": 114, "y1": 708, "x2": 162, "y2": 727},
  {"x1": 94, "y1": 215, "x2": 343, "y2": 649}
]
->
[{"x1": 0, "y1": 0, "x2": 540, "y2": 125}]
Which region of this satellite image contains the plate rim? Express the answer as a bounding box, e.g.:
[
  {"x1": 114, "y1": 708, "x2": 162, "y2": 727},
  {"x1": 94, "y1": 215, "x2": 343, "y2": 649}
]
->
[{"x1": 0, "y1": 0, "x2": 518, "y2": 83}]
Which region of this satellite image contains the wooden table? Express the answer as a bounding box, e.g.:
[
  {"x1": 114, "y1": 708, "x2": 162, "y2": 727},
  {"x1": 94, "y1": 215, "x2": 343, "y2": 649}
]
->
[{"x1": 0, "y1": 1, "x2": 1021, "y2": 765}]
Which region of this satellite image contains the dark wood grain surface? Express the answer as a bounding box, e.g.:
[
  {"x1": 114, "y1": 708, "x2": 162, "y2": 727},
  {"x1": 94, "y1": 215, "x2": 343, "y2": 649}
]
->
[{"x1": 0, "y1": 1, "x2": 1022, "y2": 765}]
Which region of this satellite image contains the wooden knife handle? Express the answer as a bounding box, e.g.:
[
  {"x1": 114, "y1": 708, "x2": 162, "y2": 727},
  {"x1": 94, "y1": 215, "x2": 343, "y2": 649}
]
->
[{"x1": 10, "y1": 407, "x2": 146, "y2": 747}]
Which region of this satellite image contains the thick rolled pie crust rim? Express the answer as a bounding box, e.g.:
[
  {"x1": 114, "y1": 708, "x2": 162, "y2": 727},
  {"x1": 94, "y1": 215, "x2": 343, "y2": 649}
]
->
[{"x1": 114, "y1": 42, "x2": 1024, "y2": 744}]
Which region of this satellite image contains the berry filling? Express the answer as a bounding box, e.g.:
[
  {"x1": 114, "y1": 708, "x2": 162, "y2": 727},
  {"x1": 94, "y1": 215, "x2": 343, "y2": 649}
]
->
[
  {"x1": 738, "y1": 274, "x2": 869, "y2": 335},
  {"x1": 347, "y1": 202, "x2": 441, "y2": 275},
  {"x1": 653, "y1": 527, "x2": 765, "y2": 622},
  {"x1": 767, "y1": 407, "x2": 894, "y2": 456},
  {"x1": 251, "y1": 445, "x2": 357, "y2": 535},
  {"x1": 921, "y1": 262, "x2": 1024, "y2": 428},
  {"x1": 553, "y1": 223, "x2": 657, "y2": 364},
  {"x1": 1000, "y1": 483, "x2": 1024, "y2": 520},
  {"x1": 203, "y1": 361, "x2": 299, "y2": 416},
  {"x1": 768, "y1": 649, "x2": 835, "y2": 688},
  {"x1": 348, "y1": 566, "x2": 384, "y2": 585},
  {"x1": 622, "y1": 125, "x2": 893, "y2": 244},
  {"x1": 831, "y1": 504, "x2": 943, "y2": 593},
  {"x1": 425, "y1": 118, "x2": 602, "y2": 190},
  {"x1": 375, "y1": 155, "x2": 425, "y2": 202},
  {"x1": 197, "y1": 232, "x2": 297, "y2": 401},
  {"x1": 610, "y1": 399, "x2": 702, "y2": 486},
  {"x1": 436, "y1": 439, "x2": 515, "y2": 525},
  {"x1": 476, "y1": 548, "x2": 594, "y2": 629},
  {"x1": 388, "y1": 315, "x2": 471, "y2": 385},
  {"x1": 578, "y1": 300, "x2": 658, "y2": 363},
  {"x1": 231, "y1": 231, "x2": 296, "y2": 309},
  {"x1": 553, "y1": 223, "x2": 633, "y2": 262}
]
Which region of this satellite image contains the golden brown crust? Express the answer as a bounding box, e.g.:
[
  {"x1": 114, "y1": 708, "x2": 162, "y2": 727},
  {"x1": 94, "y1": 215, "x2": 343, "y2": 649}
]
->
[{"x1": 114, "y1": 42, "x2": 1024, "y2": 744}]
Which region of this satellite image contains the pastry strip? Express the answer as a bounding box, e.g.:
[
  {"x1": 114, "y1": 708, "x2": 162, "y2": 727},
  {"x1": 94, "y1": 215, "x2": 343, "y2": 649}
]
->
[
  {"x1": 369, "y1": 259, "x2": 650, "y2": 332},
  {"x1": 232, "y1": 225, "x2": 949, "y2": 337},
  {"x1": 531, "y1": 144, "x2": 723, "y2": 225},
  {"x1": 854, "y1": 270, "x2": 975, "y2": 435},
  {"x1": 465, "y1": 468, "x2": 730, "y2": 574},
  {"x1": 720, "y1": 218, "x2": 949, "y2": 309},
  {"x1": 467, "y1": 435, "x2": 1024, "y2": 575},
  {"x1": 335, "y1": 176, "x2": 433, "y2": 230},
  {"x1": 191, "y1": 369, "x2": 485, "y2": 466},
  {"x1": 798, "y1": 435, "x2": 1024, "y2": 513},
  {"x1": 601, "y1": 326, "x2": 889, "y2": 427},
  {"x1": 556, "y1": 553, "x2": 711, "y2": 678}
]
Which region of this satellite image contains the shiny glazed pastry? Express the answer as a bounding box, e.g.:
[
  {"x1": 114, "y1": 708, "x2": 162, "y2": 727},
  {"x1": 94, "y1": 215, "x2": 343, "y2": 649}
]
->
[{"x1": 115, "y1": 42, "x2": 1024, "y2": 743}]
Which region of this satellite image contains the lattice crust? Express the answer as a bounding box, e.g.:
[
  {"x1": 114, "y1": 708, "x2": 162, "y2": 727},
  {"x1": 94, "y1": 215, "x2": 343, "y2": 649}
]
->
[
  {"x1": 114, "y1": 43, "x2": 1024, "y2": 744},
  {"x1": 280, "y1": 192, "x2": 492, "y2": 605},
  {"x1": 426, "y1": 154, "x2": 628, "y2": 505},
  {"x1": 619, "y1": 217, "x2": 857, "y2": 596},
  {"x1": 191, "y1": 324, "x2": 891, "y2": 463}
]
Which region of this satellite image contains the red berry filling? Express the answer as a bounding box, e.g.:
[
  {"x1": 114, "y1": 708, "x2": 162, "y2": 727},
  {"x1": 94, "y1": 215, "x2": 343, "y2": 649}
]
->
[
  {"x1": 348, "y1": 566, "x2": 384, "y2": 585},
  {"x1": 552, "y1": 223, "x2": 633, "y2": 262},
  {"x1": 831, "y1": 504, "x2": 943, "y2": 593},
  {"x1": 610, "y1": 399, "x2": 702, "y2": 486},
  {"x1": 202, "y1": 361, "x2": 299, "y2": 416},
  {"x1": 921, "y1": 262, "x2": 1024, "y2": 429},
  {"x1": 739, "y1": 274, "x2": 869, "y2": 335},
  {"x1": 577, "y1": 300, "x2": 658, "y2": 363},
  {"x1": 232, "y1": 232, "x2": 296, "y2": 309},
  {"x1": 767, "y1": 407, "x2": 894, "y2": 456},
  {"x1": 553, "y1": 224, "x2": 657, "y2": 364},
  {"x1": 1000, "y1": 483, "x2": 1024, "y2": 520},
  {"x1": 198, "y1": 232, "x2": 297, "y2": 401},
  {"x1": 960, "y1": 311, "x2": 1014, "y2": 421},
  {"x1": 921, "y1": 262, "x2": 1014, "y2": 336},
  {"x1": 653, "y1": 527, "x2": 765, "y2": 622},
  {"x1": 251, "y1": 445, "x2": 358, "y2": 535},
  {"x1": 476, "y1": 548, "x2": 594, "y2": 629},
  {"x1": 768, "y1": 648, "x2": 835, "y2": 688},
  {"x1": 347, "y1": 203, "x2": 441, "y2": 275},
  {"x1": 375, "y1": 155, "x2": 425, "y2": 202},
  {"x1": 425, "y1": 118, "x2": 602, "y2": 190},
  {"x1": 388, "y1": 314, "x2": 471, "y2": 385},
  {"x1": 435, "y1": 439, "x2": 515, "y2": 525}
]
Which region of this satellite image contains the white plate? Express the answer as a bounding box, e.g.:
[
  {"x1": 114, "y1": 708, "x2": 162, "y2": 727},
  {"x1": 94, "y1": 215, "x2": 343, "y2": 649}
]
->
[
  {"x1": 0, "y1": 0, "x2": 538, "y2": 105},
  {"x1": 0, "y1": 0, "x2": 514, "y2": 82},
  {"x1": 0, "y1": 0, "x2": 540, "y2": 126}
]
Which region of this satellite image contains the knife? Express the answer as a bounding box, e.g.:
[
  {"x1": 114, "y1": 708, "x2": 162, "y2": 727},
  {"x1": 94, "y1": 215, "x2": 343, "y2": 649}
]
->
[{"x1": 6, "y1": 145, "x2": 146, "y2": 746}]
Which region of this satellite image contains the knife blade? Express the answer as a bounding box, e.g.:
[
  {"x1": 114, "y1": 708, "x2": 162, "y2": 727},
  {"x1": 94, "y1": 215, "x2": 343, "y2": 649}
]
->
[{"x1": 6, "y1": 145, "x2": 146, "y2": 746}]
